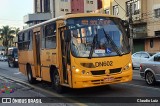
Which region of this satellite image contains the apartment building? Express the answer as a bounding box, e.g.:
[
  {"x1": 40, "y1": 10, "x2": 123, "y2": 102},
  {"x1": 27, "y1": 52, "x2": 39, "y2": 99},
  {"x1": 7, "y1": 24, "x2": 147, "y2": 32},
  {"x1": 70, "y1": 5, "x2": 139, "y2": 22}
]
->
[
  {"x1": 71, "y1": 0, "x2": 84, "y2": 13},
  {"x1": 24, "y1": 0, "x2": 52, "y2": 28},
  {"x1": 84, "y1": 0, "x2": 98, "y2": 13},
  {"x1": 24, "y1": 0, "x2": 99, "y2": 28},
  {"x1": 145, "y1": 0, "x2": 160, "y2": 53},
  {"x1": 101, "y1": 0, "x2": 148, "y2": 53},
  {"x1": 52, "y1": 0, "x2": 71, "y2": 17}
]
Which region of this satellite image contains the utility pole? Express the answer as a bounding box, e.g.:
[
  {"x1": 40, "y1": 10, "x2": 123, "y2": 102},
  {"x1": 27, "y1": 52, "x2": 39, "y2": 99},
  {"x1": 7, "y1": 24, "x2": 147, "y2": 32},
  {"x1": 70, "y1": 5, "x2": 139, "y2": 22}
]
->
[{"x1": 129, "y1": 0, "x2": 134, "y2": 53}]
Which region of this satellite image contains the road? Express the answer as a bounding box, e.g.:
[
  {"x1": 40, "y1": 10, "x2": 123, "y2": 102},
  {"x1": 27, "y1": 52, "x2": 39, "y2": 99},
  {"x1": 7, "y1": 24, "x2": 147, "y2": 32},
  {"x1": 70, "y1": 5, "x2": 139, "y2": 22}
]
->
[{"x1": 0, "y1": 61, "x2": 160, "y2": 106}]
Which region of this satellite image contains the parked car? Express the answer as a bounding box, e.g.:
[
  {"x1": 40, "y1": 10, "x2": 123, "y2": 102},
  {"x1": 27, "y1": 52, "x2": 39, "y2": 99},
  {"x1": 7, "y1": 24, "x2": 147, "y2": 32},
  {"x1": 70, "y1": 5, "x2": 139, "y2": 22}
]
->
[
  {"x1": 7, "y1": 47, "x2": 18, "y2": 67},
  {"x1": 132, "y1": 51, "x2": 151, "y2": 69},
  {"x1": 0, "y1": 55, "x2": 8, "y2": 61},
  {"x1": 140, "y1": 52, "x2": 160, "y2": 85}
]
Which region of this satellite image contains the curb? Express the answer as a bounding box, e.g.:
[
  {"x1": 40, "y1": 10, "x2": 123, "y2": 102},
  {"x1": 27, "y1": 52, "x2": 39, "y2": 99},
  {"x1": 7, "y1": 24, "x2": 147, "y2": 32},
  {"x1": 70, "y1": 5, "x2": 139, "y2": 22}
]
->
[{"x1": 0, "y1": 73, "x2": 87, "y2": 106}]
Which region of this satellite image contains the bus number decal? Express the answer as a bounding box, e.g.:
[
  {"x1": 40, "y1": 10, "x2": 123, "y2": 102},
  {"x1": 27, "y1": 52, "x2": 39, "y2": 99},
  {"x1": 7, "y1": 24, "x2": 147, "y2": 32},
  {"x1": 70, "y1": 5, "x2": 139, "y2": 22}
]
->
[{"x1": 95, "y1": 61, "x2": 113, "y2": 67}]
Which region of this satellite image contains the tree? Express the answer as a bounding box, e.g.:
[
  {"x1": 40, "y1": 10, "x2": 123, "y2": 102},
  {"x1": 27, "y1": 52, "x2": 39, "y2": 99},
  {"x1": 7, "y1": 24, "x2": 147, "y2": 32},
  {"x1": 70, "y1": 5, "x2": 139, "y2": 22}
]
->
[
  {"x1": 14, "y1": 27, "x2": 20, "y2": 36},
  {"x1": 0, "y1": 26, "x2": 15, "y2": 55}
]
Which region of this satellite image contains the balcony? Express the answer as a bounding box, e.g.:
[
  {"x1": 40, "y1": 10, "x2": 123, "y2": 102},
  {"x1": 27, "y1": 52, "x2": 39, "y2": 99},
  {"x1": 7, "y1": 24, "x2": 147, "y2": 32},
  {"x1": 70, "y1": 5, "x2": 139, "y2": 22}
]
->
[{"x1": 23, "y1": 13, "x2": 52, "y2": 24}]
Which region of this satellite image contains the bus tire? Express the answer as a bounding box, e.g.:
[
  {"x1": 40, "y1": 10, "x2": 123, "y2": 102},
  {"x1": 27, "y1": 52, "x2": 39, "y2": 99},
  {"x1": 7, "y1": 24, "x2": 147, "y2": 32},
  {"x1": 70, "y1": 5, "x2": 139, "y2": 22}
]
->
[
  {"x1": 27, "y1": 65, "x2": 36, "y2": 84},
  {"x1": 52, "y1": 71, "x2": 64, "y2": 93}
]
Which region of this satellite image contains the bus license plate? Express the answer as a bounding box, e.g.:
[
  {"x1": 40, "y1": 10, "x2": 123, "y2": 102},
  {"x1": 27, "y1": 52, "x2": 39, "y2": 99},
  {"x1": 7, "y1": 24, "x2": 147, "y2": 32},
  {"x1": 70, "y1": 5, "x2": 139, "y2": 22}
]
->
[{"x1": 104, "y1": 77, "x2": 114, "y2": 82}]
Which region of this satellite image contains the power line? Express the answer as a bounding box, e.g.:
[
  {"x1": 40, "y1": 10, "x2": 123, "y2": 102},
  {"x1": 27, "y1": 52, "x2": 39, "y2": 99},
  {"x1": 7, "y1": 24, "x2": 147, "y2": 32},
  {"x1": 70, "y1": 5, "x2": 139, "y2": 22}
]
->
[{"x1": 113, "y1": 0, "x2": 126, "y2": 13}]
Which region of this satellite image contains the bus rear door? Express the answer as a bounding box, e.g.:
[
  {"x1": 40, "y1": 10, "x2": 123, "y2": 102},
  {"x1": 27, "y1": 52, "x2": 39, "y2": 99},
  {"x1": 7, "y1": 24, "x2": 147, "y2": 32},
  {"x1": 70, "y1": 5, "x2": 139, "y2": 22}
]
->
[{"x1": 33, "y1": 27, "x2": 41, "y2": 80}]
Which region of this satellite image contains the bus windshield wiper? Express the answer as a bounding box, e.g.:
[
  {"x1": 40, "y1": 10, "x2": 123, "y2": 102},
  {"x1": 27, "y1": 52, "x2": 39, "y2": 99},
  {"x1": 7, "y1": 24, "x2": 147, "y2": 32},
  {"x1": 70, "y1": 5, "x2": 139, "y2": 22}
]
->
[
  {"x1": 103, "y1": 28, "x2": 122, "y2": 56},
  {"x1": 88, "y1": 34, "x2": 98, "y2": 59}
]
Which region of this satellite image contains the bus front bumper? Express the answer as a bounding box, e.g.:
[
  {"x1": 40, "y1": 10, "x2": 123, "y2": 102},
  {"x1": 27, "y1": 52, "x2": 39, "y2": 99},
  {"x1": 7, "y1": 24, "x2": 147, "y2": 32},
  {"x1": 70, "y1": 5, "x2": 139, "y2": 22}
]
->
[{"x1": 72, "y1": 70, "x2": 132, "y2": 88}]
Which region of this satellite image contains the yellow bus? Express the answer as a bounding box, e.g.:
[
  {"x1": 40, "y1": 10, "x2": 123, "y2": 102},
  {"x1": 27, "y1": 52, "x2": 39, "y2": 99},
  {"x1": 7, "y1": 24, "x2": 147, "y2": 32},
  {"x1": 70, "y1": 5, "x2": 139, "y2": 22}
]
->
[{"x1": 18, "y1": 13, "x2": 132, "y2": 93}]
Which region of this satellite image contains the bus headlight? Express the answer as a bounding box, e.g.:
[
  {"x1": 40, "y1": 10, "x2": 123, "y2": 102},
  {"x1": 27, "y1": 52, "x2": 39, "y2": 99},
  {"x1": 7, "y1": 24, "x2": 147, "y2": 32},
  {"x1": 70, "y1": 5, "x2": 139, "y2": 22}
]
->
[
  {"x1": 75, "y1": 69, "x2": 80, "y2": 73},
  {"x1": 123, "y1": 63, "x2": 131, "y2": 71},
  {"x1": 15, "y1": 59, "x2": 18, "y2": 61}
]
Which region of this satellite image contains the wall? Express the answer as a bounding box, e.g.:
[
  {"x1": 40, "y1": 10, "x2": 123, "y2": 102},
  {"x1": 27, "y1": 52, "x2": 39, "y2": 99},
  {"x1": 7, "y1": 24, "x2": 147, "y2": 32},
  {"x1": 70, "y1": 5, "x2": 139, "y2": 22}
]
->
[
  {"x1": 71, "y1": 0, "x2": 84, "y2": 13},
  {"x1": 84, "y1": 0, "x2": 97, "y2": 13},
  {"x1": 145, "y1": 38, "x2": 160, "y2": 53},
  {"x1": 147, "y1": 0, "x2": 160, "y2": 37}
]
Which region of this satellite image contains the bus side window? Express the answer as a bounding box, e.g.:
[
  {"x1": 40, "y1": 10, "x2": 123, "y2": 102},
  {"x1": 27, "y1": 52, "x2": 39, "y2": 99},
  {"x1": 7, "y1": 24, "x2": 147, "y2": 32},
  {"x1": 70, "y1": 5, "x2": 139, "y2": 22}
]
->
[
  {"x1": 18, "y1": 33, "x2": 23, "y2": 50},
  {"x1": 29, "y1": 30, "x2": 33, "y2": 50},
  {"x1": 44, "y1": 23, "x2": 56, "y2": 49},
  {"x1": 23, "y1": 31, "x2": 30, "y2": 50}
]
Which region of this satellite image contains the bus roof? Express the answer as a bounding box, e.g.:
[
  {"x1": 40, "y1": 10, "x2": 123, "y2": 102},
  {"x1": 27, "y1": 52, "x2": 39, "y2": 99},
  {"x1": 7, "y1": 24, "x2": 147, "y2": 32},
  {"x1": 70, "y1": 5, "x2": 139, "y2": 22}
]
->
[{"x1": 19, "y1": 13, "x2": 118, "y2": 33}]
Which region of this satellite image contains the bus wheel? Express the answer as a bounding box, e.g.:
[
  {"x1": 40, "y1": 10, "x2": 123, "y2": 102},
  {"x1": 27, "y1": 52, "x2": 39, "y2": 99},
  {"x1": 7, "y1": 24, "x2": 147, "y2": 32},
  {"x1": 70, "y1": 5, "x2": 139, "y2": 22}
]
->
[
  {"x1": 52, "y1": 71, "x2": 64, "y2": 93},
  {"x1": 27, "y1": 65, "x2": 36, "y2": 84}
]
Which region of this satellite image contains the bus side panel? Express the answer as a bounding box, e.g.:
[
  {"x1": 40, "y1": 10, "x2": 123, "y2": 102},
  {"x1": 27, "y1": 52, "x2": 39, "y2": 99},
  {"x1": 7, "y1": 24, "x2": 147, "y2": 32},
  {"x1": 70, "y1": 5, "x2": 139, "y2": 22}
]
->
[
  {"x1": 41, "y1": 67, "x2": 51, "y2": 82},
  {"x1": 40, "y1": 49, "x2": 57, "y2": 67},
  {"x1": 18, "y1": 50, "x2": 35, "y2": 77},
  {"x1": 31, "y1": 65, "x2": 36, "y2": 78},
  {"x1": 19, "y1": 64, "x2": 27, "y2": 76},
  {"x1": 40, "y1": 49, "x2": 57, "y2": 82}
]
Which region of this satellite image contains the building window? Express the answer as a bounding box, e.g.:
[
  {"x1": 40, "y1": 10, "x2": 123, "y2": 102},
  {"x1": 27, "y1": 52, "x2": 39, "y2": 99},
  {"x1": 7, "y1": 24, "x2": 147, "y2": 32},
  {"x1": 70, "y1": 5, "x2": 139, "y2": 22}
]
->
[
  {"x1": 155, "y1": 31, "x2": 160, "y2": 36},
  {"x1": 35, "y1": 0, "x2": 42, "y2": 13},
  {"x1": 113, "y1": 5, "x2": 119, "y2": 16},
  {"x1": 126, "y1": 1, "x2": 130, "y2": 16},
  {"x1": 126, "y1": 0, "x2": 140, "y2": 16},
  {"x1": 44, "y1": 0, "x2": 50, "y2": 12},
  {"x1": 86, "y1": 10, "x2": 92, "y2": 13},
  {"x1": 90, "y1": 1, "x2": 93, "y2": 4},
  {"x1": 133, "y1": 0, "x2": 140, "y2": 15},
  {"x1": 86, "y1": 0, "x2": 93, "y2": 4},
  {"x1": 65, "y1": 9, "x2": 69, "y2": 12},
  {"x1": 105, "y1": 9, "x2": 110, "y2": 14},
  {"x1": 61, "y1": 8, "x2": 64, "y2": 11},
  {"x1": 155, "y1": 8, "x2": 160, "y2": 18},
  {"x1": 87, "y1": 0, "x2": 89, "y2": 4},
  {"x1": 150, "y1": 39, "x2": 154, "y2": 48}
]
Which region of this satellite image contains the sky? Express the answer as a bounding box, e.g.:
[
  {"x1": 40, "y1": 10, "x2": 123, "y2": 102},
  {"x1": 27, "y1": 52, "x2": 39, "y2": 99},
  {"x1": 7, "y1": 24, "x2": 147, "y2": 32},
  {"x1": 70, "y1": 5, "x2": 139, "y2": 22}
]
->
[{"x1": 0, "y1": 0, "x2": 33, "y2": 29}]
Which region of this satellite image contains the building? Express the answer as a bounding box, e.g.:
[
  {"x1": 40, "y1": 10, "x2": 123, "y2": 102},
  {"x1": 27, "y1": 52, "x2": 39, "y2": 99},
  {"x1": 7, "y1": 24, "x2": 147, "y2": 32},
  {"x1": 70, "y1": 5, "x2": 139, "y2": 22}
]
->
[
  {"x1": 24, "y1": 0, "x2": 99, "y2": 28},
  {"x1": 84, "y1": 0, "x2": 98, "y2": 13},
  {"x1": 52, "y1": 0, "x2": 71, "y2": 18},
  {"x1": 71, "y1": 0, "x2": 84, "y2": 13},
  {"x1": 145, "y1": 0, "x2": 160, "y2": 53},
  {"x1": 101, "y1": 0, "x2": 149, "y2": 53},
  {"x1": 24, "y1": 0, "x2": 52, "y2": 28}
]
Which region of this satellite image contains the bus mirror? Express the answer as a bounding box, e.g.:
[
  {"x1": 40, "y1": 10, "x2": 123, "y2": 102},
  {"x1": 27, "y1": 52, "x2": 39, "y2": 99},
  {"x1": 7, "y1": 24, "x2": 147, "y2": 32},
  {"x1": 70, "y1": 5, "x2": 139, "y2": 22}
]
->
[{"x1": 64, "y1": 30, "x2": 71, "y2": 42}]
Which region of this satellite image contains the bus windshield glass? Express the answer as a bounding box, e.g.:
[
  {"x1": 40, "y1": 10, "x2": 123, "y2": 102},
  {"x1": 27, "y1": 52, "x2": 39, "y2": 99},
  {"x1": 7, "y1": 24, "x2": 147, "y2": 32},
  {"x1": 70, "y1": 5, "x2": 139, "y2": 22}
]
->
[{"x1": 66, "y1": 17, "x2": 130, "y2": 58}]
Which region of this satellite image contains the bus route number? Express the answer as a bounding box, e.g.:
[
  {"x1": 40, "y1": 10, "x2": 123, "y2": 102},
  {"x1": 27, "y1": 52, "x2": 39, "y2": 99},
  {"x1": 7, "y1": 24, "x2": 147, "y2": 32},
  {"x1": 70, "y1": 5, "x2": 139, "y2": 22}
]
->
[{"x1": 95, "y1": 61, "x2": 113, "y2": 67}]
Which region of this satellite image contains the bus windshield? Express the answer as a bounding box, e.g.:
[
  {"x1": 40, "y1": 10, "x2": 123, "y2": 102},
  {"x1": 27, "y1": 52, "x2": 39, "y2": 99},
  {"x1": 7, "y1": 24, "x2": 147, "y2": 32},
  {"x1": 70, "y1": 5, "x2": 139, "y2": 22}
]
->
[{"x1": 66, "y1": 17, "x2": 130, "y2": 58}]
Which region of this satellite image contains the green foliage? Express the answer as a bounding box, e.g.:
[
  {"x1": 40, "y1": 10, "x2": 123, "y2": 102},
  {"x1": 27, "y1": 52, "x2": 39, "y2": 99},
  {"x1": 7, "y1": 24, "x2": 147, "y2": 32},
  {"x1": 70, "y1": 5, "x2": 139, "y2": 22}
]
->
[{"x1": 0, "y1": 26, "x2": 20, "y2": 54}]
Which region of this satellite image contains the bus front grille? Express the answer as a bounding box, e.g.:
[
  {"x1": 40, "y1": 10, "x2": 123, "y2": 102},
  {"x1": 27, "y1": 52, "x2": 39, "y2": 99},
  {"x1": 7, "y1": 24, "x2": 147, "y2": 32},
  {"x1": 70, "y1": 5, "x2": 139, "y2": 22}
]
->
[
  {"x1": 109, "y1": 68, "x2": 121, "y2": 74},
  {"x1": 91, "y1": 70, "x2": 105, "y2": 75}
]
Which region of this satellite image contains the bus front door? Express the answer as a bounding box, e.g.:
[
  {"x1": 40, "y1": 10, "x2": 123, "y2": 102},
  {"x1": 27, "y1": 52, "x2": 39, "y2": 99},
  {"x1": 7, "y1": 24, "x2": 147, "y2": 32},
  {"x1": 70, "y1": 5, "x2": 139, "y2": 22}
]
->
[
  {"x1": 33, "y1": 28, "x2": 41, "y2": 79},
  {"x1": 60, "y1": 28, "x2": 71, "y2": 85}
]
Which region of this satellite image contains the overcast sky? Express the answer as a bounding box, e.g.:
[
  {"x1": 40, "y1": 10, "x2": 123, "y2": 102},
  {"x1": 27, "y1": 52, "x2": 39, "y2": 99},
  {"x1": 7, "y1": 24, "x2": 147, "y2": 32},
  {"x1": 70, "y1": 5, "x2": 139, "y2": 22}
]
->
[{"x1": 0, "y1": 0, "x2": 33, "y2": 29}]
